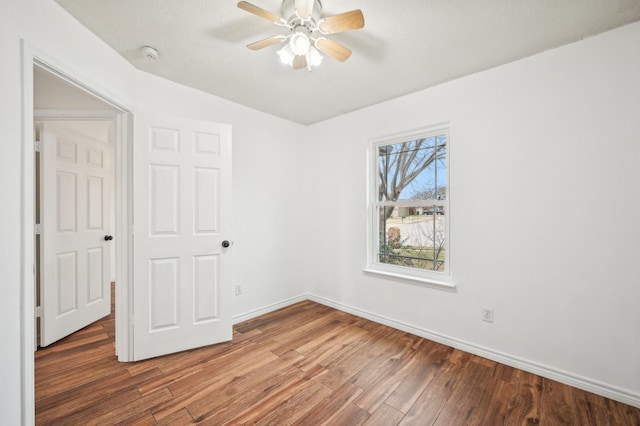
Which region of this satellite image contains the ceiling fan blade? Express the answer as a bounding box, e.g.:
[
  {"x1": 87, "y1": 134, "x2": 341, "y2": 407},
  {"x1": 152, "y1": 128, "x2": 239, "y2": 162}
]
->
[
  {"x1": 292, "y1": 55, "x2": 308, "y2": 70},
  {"x1": 295, "y1": 0, "x2": 314, "y2": 19},
  {"x1": 318, "y1": 10, "x2": 364, "y2": 34},
  {"x1": 247, "y1": 35, "x2": 286, "y2": 50},
  {"x1": 315, "y1": 38, "x2": 352, "y2": 62},
  {"x1": 237, "y1": 1, "x2": 286, "y2": 25}
]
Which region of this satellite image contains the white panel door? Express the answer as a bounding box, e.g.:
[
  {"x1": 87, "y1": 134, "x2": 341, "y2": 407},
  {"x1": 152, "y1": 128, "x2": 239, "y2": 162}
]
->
[
  {"x1": 39, "y1": 122, "x2": 112, "y2": 347},
  {"x1": 133, "y1": 116, "x2": 232, "y2": 361}
]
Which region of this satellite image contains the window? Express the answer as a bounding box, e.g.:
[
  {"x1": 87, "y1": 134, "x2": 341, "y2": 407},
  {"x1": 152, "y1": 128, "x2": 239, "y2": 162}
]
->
[{"x1": 366, "y1": 125, "x2": 452, "y2": 287}]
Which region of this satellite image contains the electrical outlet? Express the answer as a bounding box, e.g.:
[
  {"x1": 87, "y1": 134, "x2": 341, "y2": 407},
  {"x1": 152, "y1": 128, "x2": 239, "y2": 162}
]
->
[
  {"x1": 234, "y1": 285, "x2": 242, "y2": 296},
  {"x1": 481, "y1": 307, "x2": 494, "y2": 323}
]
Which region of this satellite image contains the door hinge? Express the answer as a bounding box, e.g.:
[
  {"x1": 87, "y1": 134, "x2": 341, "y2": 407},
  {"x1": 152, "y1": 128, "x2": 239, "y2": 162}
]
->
[
  {"x1": 35, "y1": 306, "x2": 42, "y2": 318},
  {"x1": 34, "y1": 140, "x2": 41, "y2": 153},
  {"x1": 35, "y1": 223, "x2": 42, "y2": 235}
]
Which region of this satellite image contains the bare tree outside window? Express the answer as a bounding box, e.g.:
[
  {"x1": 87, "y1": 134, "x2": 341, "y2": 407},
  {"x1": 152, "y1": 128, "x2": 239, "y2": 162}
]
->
[{"x1": 376, "y1": 133, "x2": 447, "y2": 272}]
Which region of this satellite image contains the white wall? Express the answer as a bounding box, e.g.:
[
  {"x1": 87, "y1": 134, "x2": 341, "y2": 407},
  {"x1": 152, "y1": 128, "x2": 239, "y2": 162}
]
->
[
  {"x1": 305, "y1": 23, "x2": 640, "y2": 405},
  {"x1": 0, "y1": 0, "x2": 306, "y2": 423}
]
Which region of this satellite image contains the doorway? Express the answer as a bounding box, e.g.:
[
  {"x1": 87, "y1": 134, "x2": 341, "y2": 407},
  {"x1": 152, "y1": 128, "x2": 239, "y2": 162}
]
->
[
  {"x1": 34, "y1": 66, "x2": 121, "y2": 349},
  {"x1": 23, "y1": 48, "x2": 232, "y2": 424}
]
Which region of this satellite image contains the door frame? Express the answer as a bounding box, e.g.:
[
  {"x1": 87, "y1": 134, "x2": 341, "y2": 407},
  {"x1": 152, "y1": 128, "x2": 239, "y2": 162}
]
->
[{"x1": 21, "y1": 41, "x2": 134, "y2": 424}]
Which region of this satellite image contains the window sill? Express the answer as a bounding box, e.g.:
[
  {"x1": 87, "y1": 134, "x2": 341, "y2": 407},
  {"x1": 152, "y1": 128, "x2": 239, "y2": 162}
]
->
[{"x1": 363, "y1": 268, "x2": 456, "y2": 292}]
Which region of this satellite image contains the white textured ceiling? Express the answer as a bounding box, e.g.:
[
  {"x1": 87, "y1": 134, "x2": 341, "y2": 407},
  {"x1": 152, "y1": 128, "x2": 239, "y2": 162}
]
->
[{"x1": 55, "y1": 0, "x2": 640, "y2": 125}]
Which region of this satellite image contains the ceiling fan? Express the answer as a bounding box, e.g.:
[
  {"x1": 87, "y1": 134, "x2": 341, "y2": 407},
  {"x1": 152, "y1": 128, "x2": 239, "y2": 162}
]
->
[{"x1": 237, "y1": 0, "x2": 364, "y2": 70}]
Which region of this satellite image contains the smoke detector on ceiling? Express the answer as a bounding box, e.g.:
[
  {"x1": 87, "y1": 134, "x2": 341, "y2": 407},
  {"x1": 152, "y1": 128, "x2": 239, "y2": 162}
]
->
[{"x1": 141, "y1": 46, "x2": 159, "y2": 60}]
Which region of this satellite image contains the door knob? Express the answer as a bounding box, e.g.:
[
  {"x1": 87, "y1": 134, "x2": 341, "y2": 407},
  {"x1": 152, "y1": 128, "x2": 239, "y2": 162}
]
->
[
  {"x1": 221, "y1": 240, "x2": 231, "y2": 248},
  {"x1": 104, "y1": 235, "x2": 114, "y2": 241}
]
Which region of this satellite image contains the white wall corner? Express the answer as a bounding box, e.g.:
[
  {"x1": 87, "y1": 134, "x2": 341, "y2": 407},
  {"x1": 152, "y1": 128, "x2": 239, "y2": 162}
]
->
[{"x1": 231, "y1": 294, "x2": 309, "y2": 325}]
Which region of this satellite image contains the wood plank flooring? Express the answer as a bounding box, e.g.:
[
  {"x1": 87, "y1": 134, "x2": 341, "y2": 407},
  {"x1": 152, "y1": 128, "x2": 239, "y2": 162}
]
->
[{"x1": 36, "y1": 297, "x2": 640, "y2": 425}]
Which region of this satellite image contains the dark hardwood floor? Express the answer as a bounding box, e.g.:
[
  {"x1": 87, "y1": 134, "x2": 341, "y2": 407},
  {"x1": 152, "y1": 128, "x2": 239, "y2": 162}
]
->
[{"x1": 35, "y1": 295, "x2": 640, "y2": 425}]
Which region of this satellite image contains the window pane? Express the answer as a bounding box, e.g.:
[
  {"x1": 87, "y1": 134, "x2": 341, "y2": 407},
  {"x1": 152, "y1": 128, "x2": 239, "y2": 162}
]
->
[
  {"x1": 378, "y1": 205, "x2": 446, "y2": 271},
  {"x1": 377, "y1": 135, "x2": 447, "y2": 202}
]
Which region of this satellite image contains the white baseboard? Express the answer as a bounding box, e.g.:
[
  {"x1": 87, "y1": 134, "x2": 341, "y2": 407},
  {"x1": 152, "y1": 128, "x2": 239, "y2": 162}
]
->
[
  {"x1": 231, "y1": 292, "x2": 640, "y2": 408},
  {"x1": 232, "y1": 294, "x2": 308, "y2": 325}
]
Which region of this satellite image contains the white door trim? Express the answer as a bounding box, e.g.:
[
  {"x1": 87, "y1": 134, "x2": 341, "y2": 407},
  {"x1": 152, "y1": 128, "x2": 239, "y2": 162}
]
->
[{"x1": 21, "y1": 41, "x2": 134, "y2": 425}]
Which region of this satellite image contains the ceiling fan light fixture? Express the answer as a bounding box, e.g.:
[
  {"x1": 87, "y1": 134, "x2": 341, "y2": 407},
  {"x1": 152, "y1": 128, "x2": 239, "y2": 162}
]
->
[
  {"x1": 277, "y1": 44, "x2": 295, "y2": 66},
  {"x1": 289, "y1": 28, "x2": 310, "y2": 56},
  {"x1": 309, "y1": 46, "x2": 323, "y2": 67}
]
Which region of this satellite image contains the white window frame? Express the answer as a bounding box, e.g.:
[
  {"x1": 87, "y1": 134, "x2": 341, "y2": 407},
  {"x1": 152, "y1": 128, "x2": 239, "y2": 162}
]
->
[{"x1": 364, "y1": 123, "x2": 455, "y2": 290}]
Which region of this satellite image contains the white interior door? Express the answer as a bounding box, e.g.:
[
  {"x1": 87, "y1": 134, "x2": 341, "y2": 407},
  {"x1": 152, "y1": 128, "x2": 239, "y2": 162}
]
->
[
  {"x1": 39, "y1": 122, "x2": 112, "y2": 347},
  {"x1": 132, "y1": 116, "x2": 232, "y2": 361}
]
